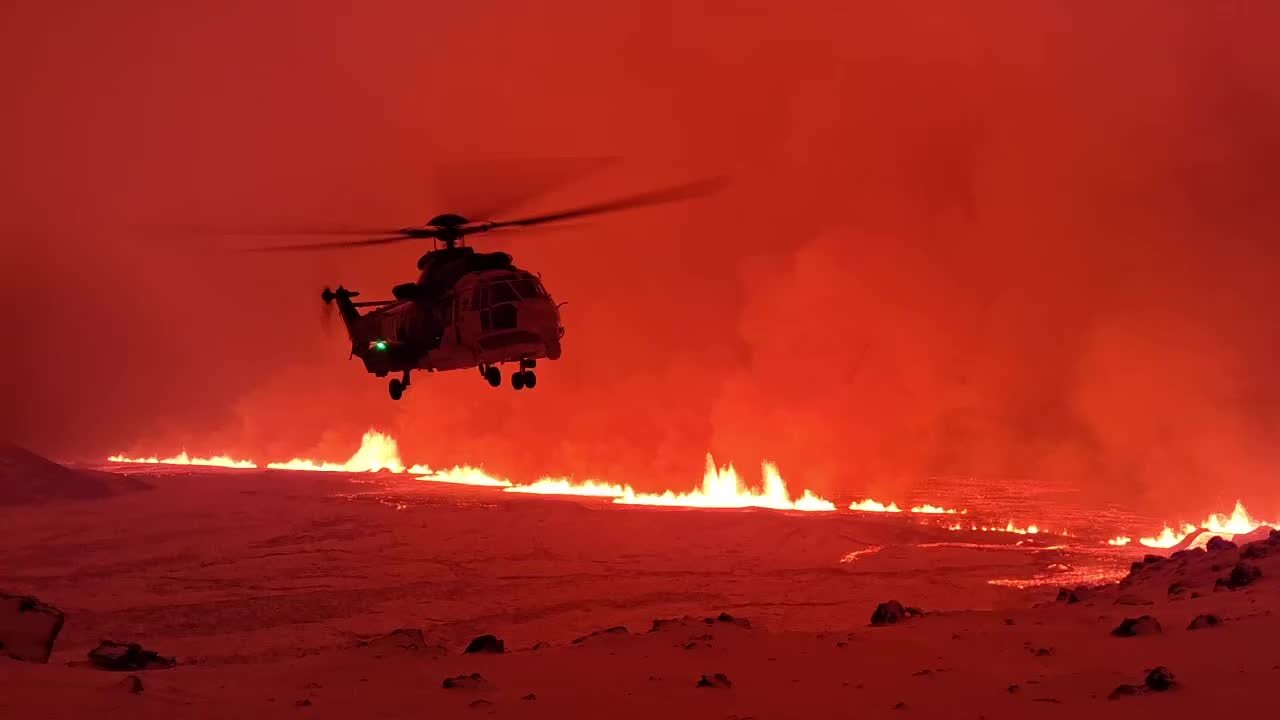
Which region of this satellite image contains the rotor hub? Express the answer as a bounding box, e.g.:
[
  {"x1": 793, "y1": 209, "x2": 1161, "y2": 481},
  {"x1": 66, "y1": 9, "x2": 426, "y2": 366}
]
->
[{"x1": 427, "y1": 213, "x2": 469, "y2": 227}]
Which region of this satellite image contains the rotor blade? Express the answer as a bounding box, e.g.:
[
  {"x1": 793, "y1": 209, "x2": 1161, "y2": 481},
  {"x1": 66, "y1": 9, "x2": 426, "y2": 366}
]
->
[
  {"x1": 483, "y1": 176, "x2": 730, "y2": 231},
  {"x1": 181, "y1": 223, "x2": 404, "y2": 238},
  {"x1": 433, "y1": 156, "x2": 620, "y2": 220},
  {"x1": 243, "y1": 234, "x2": 420, "y2": 252}
]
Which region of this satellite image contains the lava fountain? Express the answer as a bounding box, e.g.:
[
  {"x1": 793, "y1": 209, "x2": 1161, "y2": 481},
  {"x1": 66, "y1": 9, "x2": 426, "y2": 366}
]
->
[
  {"x1": 613, "y1": 456, "x2": 836, "y2": 511},
  {"x1": 1138, "y1": 501, "x2": 1279, "y2": 548},
  {"x1": 266, "y1": 430, "x2": 412, "y2": 473}
]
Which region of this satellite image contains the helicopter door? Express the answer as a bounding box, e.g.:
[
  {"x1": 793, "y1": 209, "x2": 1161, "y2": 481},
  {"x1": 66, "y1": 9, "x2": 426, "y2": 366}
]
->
[
  {"x1": 477, "y1": 287, "x2": 491, "y2": 332},
  {"x1": 452, "y1": 293, "x2": 462, "y2": 343}
]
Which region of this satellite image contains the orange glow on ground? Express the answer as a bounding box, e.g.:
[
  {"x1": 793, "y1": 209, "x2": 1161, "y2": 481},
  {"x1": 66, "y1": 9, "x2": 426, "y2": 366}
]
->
[
  {"x1": 505, "y1": 478, "x2": 627, "y2": 497},
  {"x1": 910, "y1": 503, "x2": 967, "y2": 514},
  {"x1": 1107, "y1": 535, "x2": 1132, "y2": 546},
  {"x1": 107, "y1": 452, "x2": 257, "y2": 469}
]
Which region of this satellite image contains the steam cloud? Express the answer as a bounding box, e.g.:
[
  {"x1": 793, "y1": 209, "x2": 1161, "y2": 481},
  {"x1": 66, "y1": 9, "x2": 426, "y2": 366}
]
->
[{"x1": 2, "y1": 2, "x2": 1277, "y2": 517}]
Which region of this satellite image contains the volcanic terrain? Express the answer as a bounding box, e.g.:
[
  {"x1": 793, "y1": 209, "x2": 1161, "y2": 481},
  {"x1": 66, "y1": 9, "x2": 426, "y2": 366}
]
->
[{"x1": 2, "y1": 457, "x2": 1277, "y2": 718}]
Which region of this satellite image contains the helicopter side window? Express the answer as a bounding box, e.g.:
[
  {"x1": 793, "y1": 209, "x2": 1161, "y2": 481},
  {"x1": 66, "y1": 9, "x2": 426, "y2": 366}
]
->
[{"x1": 491, "y1": 282, "x2": 518, "y2": 304}]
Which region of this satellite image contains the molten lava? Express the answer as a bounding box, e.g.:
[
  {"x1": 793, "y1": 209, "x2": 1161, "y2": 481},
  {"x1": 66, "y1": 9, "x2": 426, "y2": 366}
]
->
[
  {"x1": 1107, "y1": 536, "x2": 1133, "y2": 546},
  {"x1": 266, "y1": 430, "x2": 407, "y2": 473},
  {"x1": 107, "y1": 452, "x2": 256, "y2": 469},
  {"x1": 910, "y1": 503, "x2": 966, "y2": 514},
  {"x1": 505, "y1": 478, "x2": 628, "y2": 497},
  {"x1": 1138, "y1": 500, "x2": 1279, "y2": 548},
  {"x1": 848, "y1": 498, "x2": 902, "y2": 513},
  {"x1": 613, "y1": 456, "x2": 836, "y2": 511},
  {"x1": 417, "y1": 466, "x2": 513, "y2": 487}
]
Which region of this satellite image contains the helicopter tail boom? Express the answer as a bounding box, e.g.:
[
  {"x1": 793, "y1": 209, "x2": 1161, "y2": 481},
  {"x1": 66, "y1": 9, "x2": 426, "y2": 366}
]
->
[{"x1": 321, "y1": 286, "x2": 365, "y2": 345}]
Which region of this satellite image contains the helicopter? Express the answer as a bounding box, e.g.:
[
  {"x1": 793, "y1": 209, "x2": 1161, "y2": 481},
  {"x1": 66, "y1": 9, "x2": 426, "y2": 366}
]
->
[{"x1": 247, "y1": 176, "x2": 727, "y2": 400}]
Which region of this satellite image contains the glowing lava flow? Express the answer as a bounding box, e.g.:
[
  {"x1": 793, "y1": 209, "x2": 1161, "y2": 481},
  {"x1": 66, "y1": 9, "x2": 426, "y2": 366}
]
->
[
  {"x1": 849, "y1": 498, "x2": 902, "y2": 513},
  {"x1": 505, "y1": 478, "x2": 627, "y2": 497},
  {"x1": 1107, "y1": 536, "x2": 1133, "y2": 546},
  {"x1": 107, "y1": 452, "x2": 257, "y2": 469},
  {"x1": 1138, "y1": 501, "x2": 1279, "y2": 548},
  {"x1": 417, "y1": 466, "x2": 513, "y2": 487},
  {"x1": 910, "y1": 504, "x2": 966, "y2": 515},
  {"x1": 613, "y1": 456, "x2": 836, "y2": 511},
  {"x1": 267, "y1": 430, "x2": 407, "y2": 473}
]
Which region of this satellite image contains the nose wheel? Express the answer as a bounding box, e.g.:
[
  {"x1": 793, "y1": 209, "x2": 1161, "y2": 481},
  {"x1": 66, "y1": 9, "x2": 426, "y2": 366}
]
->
[
  {"x1": 481, "y1": 365, "x2": 502, "y2": 387},
  {"x1": 388, "y1": 371, "x2": 411, "y2": 400}
]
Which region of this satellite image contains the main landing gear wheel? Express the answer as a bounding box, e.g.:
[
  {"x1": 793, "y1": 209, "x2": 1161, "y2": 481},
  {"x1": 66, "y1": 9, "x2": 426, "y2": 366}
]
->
[
  {"x1": 511, "y1": 370, "x2": 537, "y2": 390},
  {"x1": 483, "y1": 366, "x2": 501, "y2": 387},
  {"x1": 388, "y1": 378, "x2": 405, "y2": 400}
]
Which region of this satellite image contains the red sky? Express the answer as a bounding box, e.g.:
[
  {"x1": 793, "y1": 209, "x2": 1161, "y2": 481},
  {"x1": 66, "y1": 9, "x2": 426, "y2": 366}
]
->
[{"x1": 2, "y1": 2, "x2": 1278, "y2": 516}]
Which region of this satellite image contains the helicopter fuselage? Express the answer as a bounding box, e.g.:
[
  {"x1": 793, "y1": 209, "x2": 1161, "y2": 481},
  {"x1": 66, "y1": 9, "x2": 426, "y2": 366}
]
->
[{"x1": 341, "y1": 266, "x2": 563, "y2": 378}]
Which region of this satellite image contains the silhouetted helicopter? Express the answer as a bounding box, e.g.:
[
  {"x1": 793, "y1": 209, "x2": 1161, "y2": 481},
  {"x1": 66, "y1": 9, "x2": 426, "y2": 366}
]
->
[{"x1": 246, "y1": 176, "x2": 727, "y2": 400}]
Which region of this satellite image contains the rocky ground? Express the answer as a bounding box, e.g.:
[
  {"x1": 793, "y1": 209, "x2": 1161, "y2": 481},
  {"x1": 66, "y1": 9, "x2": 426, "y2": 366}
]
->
[{"x1": 2, "y1": 466, "x2": 1276, "y2": 718}]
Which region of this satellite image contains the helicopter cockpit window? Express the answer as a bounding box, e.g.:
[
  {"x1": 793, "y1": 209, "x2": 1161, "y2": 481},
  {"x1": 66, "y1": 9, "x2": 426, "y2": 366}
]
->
[
  {"x1": 511, "y1": 278, "x2": 546, "y2": 298},
  {"x1": 490, "y1": 282, "x2": 519, "y2": 304}
]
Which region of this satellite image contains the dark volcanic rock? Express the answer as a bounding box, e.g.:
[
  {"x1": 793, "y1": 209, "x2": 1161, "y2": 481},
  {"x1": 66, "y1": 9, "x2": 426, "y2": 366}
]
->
[
  {"x1": 468, "y1": 699, "x2": 493, "y2": 710},
  {"x1": 1206, "y1": 537, "x2": 1237, "y2": 553},
  {"x1": 1108, "y1": 683, "x2": 1143, "y2": 700},
  {"x1": 706, "y1": 612, "x2": 751, "y2": 628},
  {"x1": 1142, "y1": 554, "x2": 1164, "y2": 565},
  {"x1": 521, "y1": 693, "x2": 536, "y2": 701},
  {"x1": 0, "y1": 593, "x2": 65, "y2": 663},
  {"x1": 1111, "y1": 616, "x2": 1162, "y2": 637},
  {"x1": 650, "y1": 617, "x2": 687, "y2": 632},
  {"x1": 571, "y1": 626, "x2": 629, "y2": 644},
  {"x1": 1187, "y1": 613, "x2": 1223, "y2": 630},
  {"x1": 87, "y1": 641, "x2": 176, "y2": 671},
  {"x1": 1242, "y1": 542, "x2": 1273, "y2": 559},
  {"x1": 464, "y1": 634, "x2": 505, "y2": 654},
  {"x1": 870, "y1": 600, "x2": 923, "y2": 626},
  {"x1": 1056, "y1": 586, "x2": 1090, "y2": 604},
  {"x1": 696, "y1": 673, "x2": 732, "y2": 689},
  {"x1": 1217, "y1": 562, "x2": 1262, "y2": 590},
  {"x1": 120, "y1": 675, "x2": 144, "y2": 694},
  {"x1": 442, "y1": 673, "x2": 487, "y2": 690},
  {"x1": 1167, "y1": 581, "x2": 1189, "y2": 598},
  {"x1": 1145, "y1": 666, "x2": 1176, "y2": 691},
  {"x1": 361, "y1": 628, "x2": 445, "y2": 656},
  {"x1": 1170, "y1": 548, "x2": 1205, "y2": 561}
]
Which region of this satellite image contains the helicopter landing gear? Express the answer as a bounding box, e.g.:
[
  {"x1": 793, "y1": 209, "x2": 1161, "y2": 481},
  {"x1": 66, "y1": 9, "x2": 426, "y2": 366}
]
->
[
  {"x1": 512, "y1": 358, "x2": 537, "y2": 390},
  {"x1": 481, "y1": 365, "x2": 501, "y2": 388},
  {"x1": 388, "y1": 370, "x2": 411, "y2": 400}
]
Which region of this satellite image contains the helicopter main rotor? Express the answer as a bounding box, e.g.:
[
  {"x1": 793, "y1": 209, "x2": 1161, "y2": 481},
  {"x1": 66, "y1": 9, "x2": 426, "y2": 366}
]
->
[{"x1": 241, "y1": 175, "x2": 729, "y2": 253}]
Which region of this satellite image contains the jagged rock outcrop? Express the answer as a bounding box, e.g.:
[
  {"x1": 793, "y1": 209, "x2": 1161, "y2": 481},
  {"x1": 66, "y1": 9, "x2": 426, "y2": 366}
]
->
[{"x1": 0, "y1": 593, "x2": 65, "y2": 663}]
